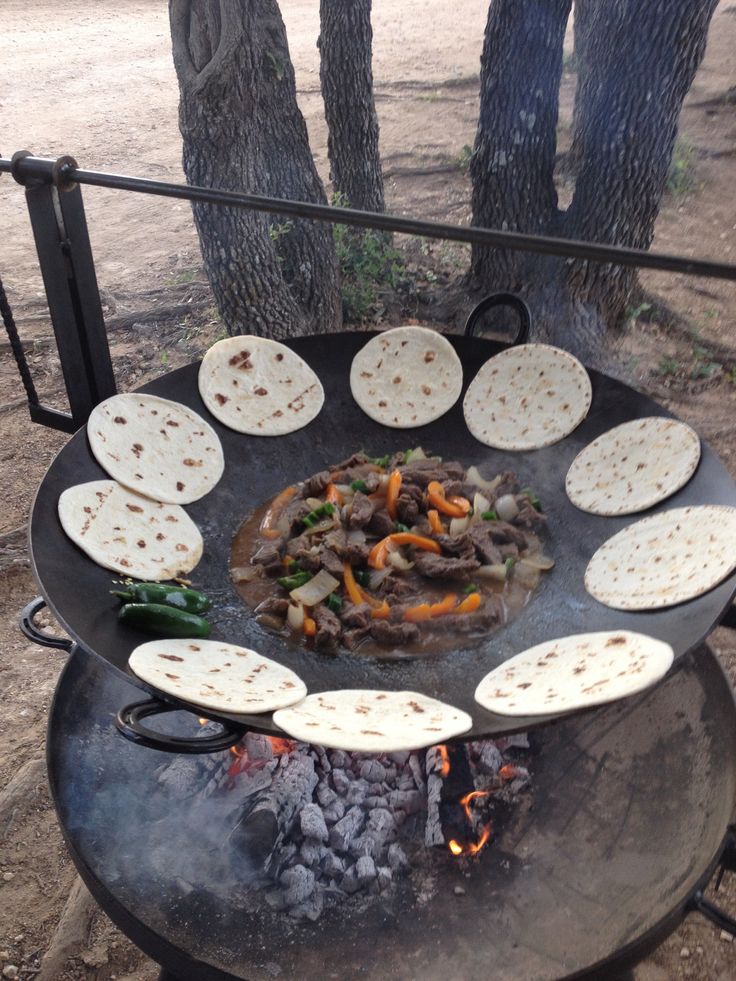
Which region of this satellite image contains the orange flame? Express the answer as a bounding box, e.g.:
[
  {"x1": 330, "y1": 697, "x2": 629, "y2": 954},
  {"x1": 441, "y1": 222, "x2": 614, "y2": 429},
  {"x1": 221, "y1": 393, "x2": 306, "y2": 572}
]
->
[
  {"x1": 198, "y1": 717, "x2": 209, "y2": 726},
  {"x1": 268, "y1": 736, "x2": 296, "y2": 756},
  {"x1": 448, "y1": 839, "x2": 464, "y2": 856},
  {"x1": 499, "y1": 763, "x2": 519, "y2": 781},
  {"x1": 436, "y1": 745, "x2": 451, "y2": 777},
  {"x1": 448, "y1": 789, "x2": 493, "y2": 857}
]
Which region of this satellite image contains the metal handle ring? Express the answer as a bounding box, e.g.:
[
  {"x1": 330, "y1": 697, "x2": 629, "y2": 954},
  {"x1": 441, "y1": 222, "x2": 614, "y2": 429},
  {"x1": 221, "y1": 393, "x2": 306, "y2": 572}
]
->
[
  {"x1": 464, "y1": 291, "x2": 532, "y2": 345},
  {"x1": 116, "y1": 698, "x2": 248, "y2": 754},
  {"x1": 19, "y1": 596, "x2": 73, "y2": 652}
]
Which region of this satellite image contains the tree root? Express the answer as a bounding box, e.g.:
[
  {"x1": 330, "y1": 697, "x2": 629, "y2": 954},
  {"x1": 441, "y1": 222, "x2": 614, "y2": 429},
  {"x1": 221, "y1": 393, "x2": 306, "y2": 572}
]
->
[
  {"x1": 0, "y1": 756, "x2": 46, "y2": 838},
  {"x1": 37, "y1": 876, "x2": 97, "y2": 981}
]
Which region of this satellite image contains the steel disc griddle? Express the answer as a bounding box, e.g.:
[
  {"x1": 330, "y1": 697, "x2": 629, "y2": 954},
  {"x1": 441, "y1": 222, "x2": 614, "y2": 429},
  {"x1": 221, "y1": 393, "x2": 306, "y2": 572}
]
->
[{"x1": 29, "y1": 331, "x2": 736, "y2": 739}]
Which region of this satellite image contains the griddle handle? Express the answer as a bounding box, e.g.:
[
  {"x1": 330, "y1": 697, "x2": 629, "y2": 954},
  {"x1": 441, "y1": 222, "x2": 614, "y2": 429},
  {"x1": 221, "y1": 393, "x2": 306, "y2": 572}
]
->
[
  {"x1": 116, "y1": 698, "x2": 247, "y2": 754},
  {"x1": 464, "y1": 292, "x2": 531, "y2": 345},
  {"x1": 19, "y1": 596, "x2": 73, "y2": 652}
]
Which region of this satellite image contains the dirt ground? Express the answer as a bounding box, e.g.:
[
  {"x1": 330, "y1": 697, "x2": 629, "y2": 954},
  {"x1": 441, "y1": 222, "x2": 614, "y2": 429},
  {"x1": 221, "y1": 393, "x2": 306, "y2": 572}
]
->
[{"x1": 1, "y1": 1, "x2": 736, "y2": 978}]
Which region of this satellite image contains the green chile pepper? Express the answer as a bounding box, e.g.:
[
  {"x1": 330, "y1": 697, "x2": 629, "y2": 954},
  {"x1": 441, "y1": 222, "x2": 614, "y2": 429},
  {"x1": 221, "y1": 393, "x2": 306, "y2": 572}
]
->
[
  {"x1": 112, "y1": 582, "x2": 211, "y2": 614},
  {"x1": 118, "y1": 603, "x2": 211, "y2": 638}
]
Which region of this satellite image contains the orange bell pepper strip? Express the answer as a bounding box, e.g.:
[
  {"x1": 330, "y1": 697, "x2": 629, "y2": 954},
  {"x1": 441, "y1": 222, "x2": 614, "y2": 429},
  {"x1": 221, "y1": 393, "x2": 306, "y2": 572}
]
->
[
  {"x1": 403, "y1": 602, "x2": 432, "y2": 622},
  {"x1": 448, "y1": 496, "x2": 472, "y2": 515},
  {"x1": 325, "y1": 483, "x2": 344, "y2": 506},
  {"x1": 370, "y1": 600, "x2": 391, "y2": 620},
  {"x1": 260, "y1": 485, "x2": 297, "y2": 539},
  {"x1": 455, "y1": 592, "x2": 482, "y2": 614},
  {"x1": 368, "y1": 532, "x2": 441, "y2": 569},
  {"x1": 427, "y1": 509, "x2": 445, "y2": 534},
  {"x1": 342, "y1": 562, "x2": 383, "y2": 610},
  {"x1": 430, "y1": 593, "x2": 458, "y2": 617},
  {"x1": 303, "y1": 616, "x2": 317, "y2": 637},
  {"x1": 385, "y1": 469, "x2": 402, "y2": 520},
  {"x1": 426, "y1": 480, "x2": 470, "y2": 518}
]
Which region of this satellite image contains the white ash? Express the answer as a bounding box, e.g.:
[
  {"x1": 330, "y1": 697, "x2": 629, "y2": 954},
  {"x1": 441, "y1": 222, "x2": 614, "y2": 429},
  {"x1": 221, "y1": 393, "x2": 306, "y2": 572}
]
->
[{"x1": 155, "y1": 730, "x2": 530, "y2": 920}]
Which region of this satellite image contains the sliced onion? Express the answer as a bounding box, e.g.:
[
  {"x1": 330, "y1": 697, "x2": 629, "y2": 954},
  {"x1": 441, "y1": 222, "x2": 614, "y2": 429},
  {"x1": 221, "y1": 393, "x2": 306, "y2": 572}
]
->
[
  {"x1": 466, "y1": 466, "x2": 503, "y2": 494},
  {"x1": 449, "y1": 515, "x2": 471, "y2": 536},
  {"x1": 476, "y1": 563, "x2": 508, "y2": 581},
  {"x1": 473, "y1": 491, "x2": 490, "y2": 515},
  {"x1": 287, "y1": 601, "x2": 305, "y2": 632},
  {"x1": 406, "y1": 447, "x2": 426, "y2": 462},
  {"x1": 347, "y1": 528, "x2": 367, "y2": 545},
  {"x1": 495, "y1": 494, "x2": 520, "y2": 522},
  {"x1": 305, "y1": 497, "x2": 324, "y2": 510},
  {"x1": 387, "y1": 550, "x2": 414, "y2": 572},
  {"x1": 368, "y1": 566, "x2": 393, "y2": 591},
  {"x1": 512, "y1": 561, "x2": 540, "y2": 589},
  {"x1": 290, "y1": 568, "x2": 340, "y2": 606},
  {"x1": 231, "y1": 564, "x2": 264, "y2": 583},
  {"x1": 303, "y1": 517, "x2": 338, "y2": 536},
  {"x1": 519, "y1": 553, "x2": 555, "y2": 571}
]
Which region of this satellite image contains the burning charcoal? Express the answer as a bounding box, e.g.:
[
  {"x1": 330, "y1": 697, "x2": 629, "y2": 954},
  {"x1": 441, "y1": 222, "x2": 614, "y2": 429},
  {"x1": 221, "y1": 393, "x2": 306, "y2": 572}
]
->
[
  {"x1": 476, "y1": 741, "x2": 504, "y2": 776},
  {"x1": 331, "y1": 768, "x2": 351, "y2": 796},
  {"x1": 382, "y1": 765, "x2": 398, "y2": 782},
  {"x1": 355, "y1": 855, "x2": 377, "y2": 885},
  {"x1": 377, "y1": 866, "x2": 393, "y2": 891},
  {"x1": 265, "y1": 889, "x2": 287, "y2": 912},
  {"x1": 500, "y1": 732, "x2": 530, "y2": 750},
  {"x1": 367, "y1": 808, "x2": 398, "y2": 841},
  {"x1": 366, "y1": 795, "x2": 389, "y2": 809},
  {"x1": 340, "y1": 866, "x2": 362, "y2": 895},
  {"x1": 310, "y1": 745, "x2": 331, "y2": 773},
  {"x1": 329, "y1": 750, "x2": 351, "y2": 769},
  {"x1": 398, "y1": 774, "x2": 417, "y2": 792},
  {"x1": 299, "y1": 842, "x2": 324, "y2": 868},
  {"x1": 408, "y1": 754, "x2": 425, "y2": 789},
  {"x1": 348, "y1": 834, "x2": 379, "y2": 860},
  {"x1": 424, "y1": 772, "x2": 444, "y2": 848},
  {"x1": 289, "y1": 889, "x2": 324, "y2": 922},
  {"x1": 387, "y1": 843, "x2": 409, "y2": 871},
  {"x1": 316, "y1": 784, "x2": 338, "y2": 809},
  {"x1": 280, "y1": 864, "x2": 315, "y2": 906},
  {"x1": 155, "y1": 753, "x2": 228, "y2": 799},
  {"x1": 244, "y1": 732, "x2": 274, "y2": 762},
  {"x1": 322, "y1": 800, "x2": 345, "y2": 825},
  {"x1": 389, "y1": 750, "x2": 410, "y2": 767},
  {"x1": 360, "y1": 759, "x2": 387, "y2": 783},
  {"x1": 346, "y1": 778, "x2": 370, "y2": 806},
  {"x1": 300, "y1": 803, "x2": 329, "y2": 843},
  {"x1": 321, "y1": 853, "x2": 345, "y2": 879},
  {"x1": 387, "y1": 788, "x2": 423, "y2": 815},
  {"x1": 329, "y1": 805, "x2": 365, "y2": 852}
]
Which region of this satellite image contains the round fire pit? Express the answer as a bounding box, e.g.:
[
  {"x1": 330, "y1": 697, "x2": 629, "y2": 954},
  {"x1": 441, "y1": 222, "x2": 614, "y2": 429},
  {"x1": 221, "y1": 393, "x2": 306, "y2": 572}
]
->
[{"x1": 48, "y1": 643, "x2": 736, "y2": 980}]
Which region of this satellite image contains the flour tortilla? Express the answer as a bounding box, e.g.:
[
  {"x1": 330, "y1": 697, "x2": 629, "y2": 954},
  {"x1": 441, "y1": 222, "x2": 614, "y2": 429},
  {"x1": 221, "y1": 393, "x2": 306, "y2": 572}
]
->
[
  {"x1": 198, "y1": 336, "x2": 324, "y2": 435},
  {"x1": 474, "y1": 630, "x2": 673, "y2": 717},
  {"x1": 273, "y1": 689, "x2": 472, "y2": 752},
  {"x1": 463, "y1": 343, "x2": 592, "y2": 450},
  {"x1": 585, "y1": 505, "x2": 736, "y2": 610},
  {"x1": 349, "y1": 326, "x2": 463, "y2": 428},
  {"x1": 58, "y1": 480, "x2": 203, "y2": 580},
  {"x1": 566, "y1": 417, "x2": 700, "y2": 516},
  {"x1": 129, "y1": 638, "x2": 307, "y2": 714},
  {"x1": 87, "y1": 393, "x2": 224, "y2": 505}
]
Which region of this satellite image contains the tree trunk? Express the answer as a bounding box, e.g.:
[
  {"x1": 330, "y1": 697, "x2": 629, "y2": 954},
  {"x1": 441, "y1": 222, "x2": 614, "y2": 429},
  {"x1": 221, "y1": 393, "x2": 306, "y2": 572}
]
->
[
  {"x1": 470, "y1": 0, "x2": 572, "y2": 291},
  {"x1": 169, "y1": 0, "x2": 341, "y2": 339},
  {"x1": 565, "y1": 0, "x2": 719, "y2": 324},
  {"x1": 319, "y1": 0, "x2": 384, "y2": 214},
  {"x1": 469, "y1": 0, "x2": 717, "y2": 363}
]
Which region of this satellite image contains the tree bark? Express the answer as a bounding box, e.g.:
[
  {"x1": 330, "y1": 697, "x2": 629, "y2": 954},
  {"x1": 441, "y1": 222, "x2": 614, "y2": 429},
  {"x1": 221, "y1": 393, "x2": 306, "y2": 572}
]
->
[
  {"x1": 319, "y1": 0, "x2": 384, "y2": 214},
  {"x1": 470, "y1": 0, "x2": 572, "y2": 291},
  {"x1": 169, "y1": 0, "x2": 341, "y2": 339},
  {"x1": 564, "y1": 0, "x2": 719, "y2": 322},
  {"x1": 567, "y1": 0, "x2": 597, "y2": 174}
]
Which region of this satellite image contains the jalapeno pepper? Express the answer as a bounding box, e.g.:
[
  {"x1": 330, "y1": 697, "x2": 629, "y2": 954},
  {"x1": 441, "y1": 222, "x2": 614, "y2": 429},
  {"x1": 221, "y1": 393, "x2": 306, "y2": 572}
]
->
[
  {"x1": 112, "y1": 582, "x2": 211, "y2": 614},
  {"x1": 118, "y1": 603, "x2": 211, "y2": 638},
  {"x1": 277, "y1": 570, "x2": 313, "y2": 590}
]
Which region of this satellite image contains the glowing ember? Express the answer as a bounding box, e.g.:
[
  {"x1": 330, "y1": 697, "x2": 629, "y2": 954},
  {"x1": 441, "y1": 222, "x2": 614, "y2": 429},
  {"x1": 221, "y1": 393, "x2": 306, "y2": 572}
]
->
[
  {"x1": 198, "y1": 717, "x2": 209, "y2": 726},
  {"x1": 448, "y1": 839, "x2": 464, "y2": 856},
  {"x1": 268, "y1": 736, "x2": 296, "y2": 756},
  {"x1": 499, "y1": 763, "x2": 519, "y2": 781},
  {"x1": 436, "y1": 744, "x2": 451, "y2": 777}
]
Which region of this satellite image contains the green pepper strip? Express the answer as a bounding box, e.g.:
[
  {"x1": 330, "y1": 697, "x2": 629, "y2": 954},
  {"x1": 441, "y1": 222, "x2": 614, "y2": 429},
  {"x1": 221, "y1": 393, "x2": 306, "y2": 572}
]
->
[
  {"x1": 350, "y1": 479, "x2": 369, "y2": 493},
  {"x1": 277, "y1": 571, "x2": 312, "y2": 590},
  {"x1": 370, "y1": 454, "x2": 390, "y2": 469},
  {"x1": 481, "y1": 509, "x2": 498, "y2": 521},
  {"x1": 395, "y1": 522, "x2": 410, "y2": 533},
  {"x1": 302, "y1": 502, "x2": 335, "y2": 528},
  {"x1": 326, "y1": 592, "x2": 343, "y2": 613},
  {"x1": 504, "y1": 557, "x2": 516, "y2": 577},
  {"x1": 521, "y1": 487, "x2": 542, "y2": 511},
  {"x1": 463, "y1": 583, "x2": 479, "y2": 594}
]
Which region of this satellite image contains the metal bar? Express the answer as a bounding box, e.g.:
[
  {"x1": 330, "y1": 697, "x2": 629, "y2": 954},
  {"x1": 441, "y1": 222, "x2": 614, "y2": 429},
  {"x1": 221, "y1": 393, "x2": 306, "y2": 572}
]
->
[
  {"x1": 2, "y1": 154, "x2": 735, "y2": 282},
  {"x1": 21, "y1": 177, "x2": 115, "y2": 430}
]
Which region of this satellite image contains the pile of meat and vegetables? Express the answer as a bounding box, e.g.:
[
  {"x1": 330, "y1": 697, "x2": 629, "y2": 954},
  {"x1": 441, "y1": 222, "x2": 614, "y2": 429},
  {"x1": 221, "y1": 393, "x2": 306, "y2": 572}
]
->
[{"x1": 231, "y1": 449, "x2": 553, "y2": 654}]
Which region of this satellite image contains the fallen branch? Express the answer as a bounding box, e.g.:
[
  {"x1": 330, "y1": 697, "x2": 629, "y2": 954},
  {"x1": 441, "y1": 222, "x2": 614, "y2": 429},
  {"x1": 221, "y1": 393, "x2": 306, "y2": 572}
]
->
[{"x1": 37, "y1": 876, "x2": 97, "y2": 981}]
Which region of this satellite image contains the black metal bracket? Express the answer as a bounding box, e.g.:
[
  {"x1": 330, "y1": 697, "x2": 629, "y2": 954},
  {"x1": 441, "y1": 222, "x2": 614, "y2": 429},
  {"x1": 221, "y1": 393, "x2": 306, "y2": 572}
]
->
[
  {"x1": 19, "y1": 596, "x2": 73, "y2": 653},
  {"x1": 464, "y1": 292, "x2": 531, "y2": 345},
  {"x1": 3, "y1": 152, "x2": 116, "y2": 432},
  {"x1": 687, "y1": 825, "x2": 736, "y2": 936},
  {"x1": 116, "y1": 698, "x2": 248, "y2": 754}
]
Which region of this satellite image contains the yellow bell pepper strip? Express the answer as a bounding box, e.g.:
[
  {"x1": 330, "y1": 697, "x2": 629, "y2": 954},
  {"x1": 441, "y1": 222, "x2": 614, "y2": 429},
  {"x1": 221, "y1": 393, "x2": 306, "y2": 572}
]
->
[
  {"x1": 260, "y1": 485, "x2": 297, "y2": 539},
  {"x1": 403, "y1": 602, "x2": 432, "y2": 622},
  {"x1": 325, "y1": 482, "x2": 344, "y2": 506},
  {"x1": 427, "y1": 509, "x2": 445, "y2": 535},
  {"x1": 370, "y1": 600, "x2": 391, "y2": 620},
  {"x1": 342, "y1": 562, "x2": 383, "y2": 609},
  {"x1": 303, "y1": 616, "x2": 317, "y2": 637},
  {"x1": 455, "y1": 592, "x2": 482, "y2": 614},
  {"x1": 385, "y1": 469, "x2": 402, "y2": 520},
  {"x1": 426, "y1": 480, "x2": 470, "y2": 518},
  {"x1": 429, "y1": 593, "x2": 458, "y2": 618}
]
